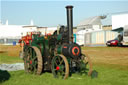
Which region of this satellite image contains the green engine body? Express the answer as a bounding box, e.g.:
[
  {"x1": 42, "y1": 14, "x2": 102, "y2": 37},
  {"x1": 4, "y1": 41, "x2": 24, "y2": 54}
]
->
[{"x1": 19, "y1": 5, "x2": 95, "y2": 79}]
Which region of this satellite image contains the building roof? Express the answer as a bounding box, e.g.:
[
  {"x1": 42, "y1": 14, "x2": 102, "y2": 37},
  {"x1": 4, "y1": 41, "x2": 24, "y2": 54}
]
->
[
  {"x1": 112, "y1": 27, "x2": 123, "y2": 33},
  {"x1": 22, "y1": 25, "x2": 37, "y2": 28},
  {"x1": 77, "y1": 16, "x2": 103, "y2": 27}
]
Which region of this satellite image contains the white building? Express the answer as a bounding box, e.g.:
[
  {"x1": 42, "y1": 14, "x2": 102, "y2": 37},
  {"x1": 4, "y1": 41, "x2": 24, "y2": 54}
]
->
[
  {"x1": 112, "y1": 13, "x2": 128, "y2": 30},
  {"x1": 0, "y1": 20, "x2": 37, "y2": 45},
  {"x1": 76, "y1": 16, "x2": 106, "y2": 45},
  {"x1": 0, "y1": 20, "x2": 58, "y2": 45},
  {"x1": 46, "y1": 27, "x2": 58, "y2": 35},
  {"x1": 112, "y1": 13, "x2": 128, "y2": 45},
  {"x1": 37, "y1": 26, "x2": 58, "y2": 35},
  {"x1": 77, "y1": 16, "x2": 105, "y2": 33}
]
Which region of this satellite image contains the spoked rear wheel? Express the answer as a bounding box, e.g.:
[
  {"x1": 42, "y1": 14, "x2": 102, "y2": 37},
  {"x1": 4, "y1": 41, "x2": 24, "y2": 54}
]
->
[
  {"x1": 52, "y1": 54, "x2": 69, "y2": 79},
  {"x1": 24, "y1": 46, "x2": 43, "y2": 75}
]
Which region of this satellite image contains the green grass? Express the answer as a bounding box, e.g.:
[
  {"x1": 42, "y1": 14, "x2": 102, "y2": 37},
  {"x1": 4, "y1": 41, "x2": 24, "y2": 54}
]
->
[
  {"x1": 0, "y1": 53, "x2": 23, "y2": 64},
  {"x1": 1, "y1": 65, "x2": 128, "y2": 85},
  {"x1": 0, "y1": 46, "x2": 128, "y2": 85}
]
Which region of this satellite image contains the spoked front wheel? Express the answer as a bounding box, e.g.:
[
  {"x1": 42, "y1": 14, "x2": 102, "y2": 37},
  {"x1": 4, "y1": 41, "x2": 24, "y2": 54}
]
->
[{"x1": 51, "y1": 54, "x2": 69, "y2": 79}]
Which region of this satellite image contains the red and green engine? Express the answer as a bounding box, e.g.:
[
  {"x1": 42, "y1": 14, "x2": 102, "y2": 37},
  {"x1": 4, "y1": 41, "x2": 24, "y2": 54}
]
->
[{"x1": 19, "y1": 5, "x2": 95, "y2": 79}]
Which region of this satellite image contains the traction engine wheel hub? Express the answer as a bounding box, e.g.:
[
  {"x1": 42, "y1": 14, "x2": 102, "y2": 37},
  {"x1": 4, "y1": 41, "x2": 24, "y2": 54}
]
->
[
  {"x1": 29, "y1": 60, "x2": 32, "y2": 64},
  {"x1": 56, "y1": 66, "x2": 60, "y2": 70}
]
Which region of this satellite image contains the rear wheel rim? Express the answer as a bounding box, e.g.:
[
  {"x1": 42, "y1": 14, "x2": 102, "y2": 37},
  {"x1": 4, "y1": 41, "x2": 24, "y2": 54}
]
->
[
  {"x1": 82, "y1": 54, "x2": 93, "y2": 76},
  {"x1": 24, "y1": 46, "x2": 43, "y2": 75}
]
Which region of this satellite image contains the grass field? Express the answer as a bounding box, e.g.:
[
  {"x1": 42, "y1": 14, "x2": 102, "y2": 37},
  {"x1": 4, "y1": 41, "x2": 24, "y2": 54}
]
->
[
  {"x1": 0, "y1": 45, "x2": 128, "y2": 85},
  {"x1": 0, "y1": 45, "x2": 23, "y2": 64}
]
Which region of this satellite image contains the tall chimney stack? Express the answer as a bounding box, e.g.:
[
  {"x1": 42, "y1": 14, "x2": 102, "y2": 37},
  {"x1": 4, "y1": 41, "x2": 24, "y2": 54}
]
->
[{"x1": 66, "y1": 5, "x2": 73, "y2": 44}]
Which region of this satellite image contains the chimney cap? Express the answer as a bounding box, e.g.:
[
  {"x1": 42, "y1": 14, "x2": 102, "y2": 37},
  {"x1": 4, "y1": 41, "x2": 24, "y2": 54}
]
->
[{"x1": 66, "y1": 5, "x2": 73, "y2": 9}]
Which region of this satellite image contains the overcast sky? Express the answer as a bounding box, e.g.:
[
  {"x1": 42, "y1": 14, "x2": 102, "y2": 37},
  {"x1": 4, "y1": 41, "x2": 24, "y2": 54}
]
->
[{"x1": 1, "y1": 0, "x2": 128, "y2": 27}]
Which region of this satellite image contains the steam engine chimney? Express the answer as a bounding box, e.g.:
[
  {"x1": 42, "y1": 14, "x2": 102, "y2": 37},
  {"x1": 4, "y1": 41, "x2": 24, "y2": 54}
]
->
[{"x1": 66, "y1": 5, "x2": 73, "y2": 44}]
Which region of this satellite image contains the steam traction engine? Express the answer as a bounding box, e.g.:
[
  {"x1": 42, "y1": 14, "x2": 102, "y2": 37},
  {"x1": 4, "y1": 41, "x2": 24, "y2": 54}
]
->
[{"x1": 19, "y1": 6, "x2": 93, "y2": 79}]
